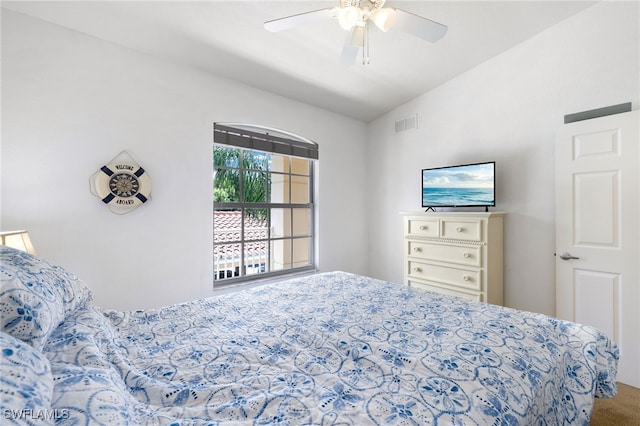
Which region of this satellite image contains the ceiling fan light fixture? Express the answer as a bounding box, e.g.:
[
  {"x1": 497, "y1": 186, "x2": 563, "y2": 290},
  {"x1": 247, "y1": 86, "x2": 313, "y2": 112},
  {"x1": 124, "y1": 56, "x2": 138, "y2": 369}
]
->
[
  {"x1": 264, "y1": 0, "x2": 448, "y2": 66},
  {"x1": 370, "y1": 7, "x2": 396, "y2": 32},
  {"x1": 338, "y1": 6, "x2": 360, "y2": 30}
]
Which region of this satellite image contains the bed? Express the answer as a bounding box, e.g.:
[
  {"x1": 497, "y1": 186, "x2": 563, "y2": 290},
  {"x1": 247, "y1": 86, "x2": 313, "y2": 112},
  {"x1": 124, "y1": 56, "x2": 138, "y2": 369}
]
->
[{"x1": 0, "y1": 246, "x2": 618, "y2": 425}]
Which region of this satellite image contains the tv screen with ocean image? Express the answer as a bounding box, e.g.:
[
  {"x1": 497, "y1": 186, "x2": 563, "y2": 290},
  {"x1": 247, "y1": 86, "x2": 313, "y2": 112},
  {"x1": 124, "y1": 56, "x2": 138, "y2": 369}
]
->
[{"x1": 422, "y1": 162, "x2": 495, "y2": 207}]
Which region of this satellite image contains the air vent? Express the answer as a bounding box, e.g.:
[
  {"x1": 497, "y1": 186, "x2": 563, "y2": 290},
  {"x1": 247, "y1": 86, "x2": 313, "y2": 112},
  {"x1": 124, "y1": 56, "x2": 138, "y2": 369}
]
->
[{"x1": 395, "y1": 114, "x2": 418, "y2": 133}]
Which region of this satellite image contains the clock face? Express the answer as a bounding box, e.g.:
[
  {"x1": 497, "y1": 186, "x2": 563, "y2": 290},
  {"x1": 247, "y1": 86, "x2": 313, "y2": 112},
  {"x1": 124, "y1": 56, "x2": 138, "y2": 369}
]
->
[{"x1": 109, "y1": 173, "x2": 140, "y2": 197}]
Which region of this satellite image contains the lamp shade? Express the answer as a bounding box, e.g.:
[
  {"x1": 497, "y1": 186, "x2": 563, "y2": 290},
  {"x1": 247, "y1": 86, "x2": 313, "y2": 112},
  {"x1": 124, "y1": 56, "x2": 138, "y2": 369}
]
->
[
  {"x1": 370, "y1": 7, "x2": 396, "y2": 32},
  {"x1": 338, "y1": 6, "x2": 360, "y2": 30},
  {"x1": 0, "y1": 230, "x2": 37, "y2": 255}
]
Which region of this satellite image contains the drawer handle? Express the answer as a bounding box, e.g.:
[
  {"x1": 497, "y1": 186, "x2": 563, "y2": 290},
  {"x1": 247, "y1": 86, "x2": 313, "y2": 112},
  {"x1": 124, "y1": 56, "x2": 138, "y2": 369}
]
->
[
  {"x1": 413, "y1": 267, "x2": 422, "y2": 273},
  {"x1": 463, "y1": 253, "x2": 471, "y2": 258},
  {"x1": 413, "y1": 247, "x2": 422, "y2": 252},
  {"x1": 463, "y1": 275, "x2": 471, "y2": 281},
  {"x1": 456, "y1": 227, "x2": 465, "y2": 233},
  {"x1": 419, "y1": 225, "x2": 428, "y2": 230}
]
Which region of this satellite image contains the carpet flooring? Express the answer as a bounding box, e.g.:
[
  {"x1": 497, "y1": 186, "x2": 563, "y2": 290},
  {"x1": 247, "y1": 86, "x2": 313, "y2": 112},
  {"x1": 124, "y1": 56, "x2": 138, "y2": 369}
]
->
[{"x1": 590, "y1": 382, "x2": 640, "y2": 425}]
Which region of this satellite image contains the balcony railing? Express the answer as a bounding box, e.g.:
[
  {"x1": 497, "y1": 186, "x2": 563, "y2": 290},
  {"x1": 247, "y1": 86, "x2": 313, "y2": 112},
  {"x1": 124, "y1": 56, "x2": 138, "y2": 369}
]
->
[{"x1": 214, "y1": 226, "x2": 268, "y2": 280}]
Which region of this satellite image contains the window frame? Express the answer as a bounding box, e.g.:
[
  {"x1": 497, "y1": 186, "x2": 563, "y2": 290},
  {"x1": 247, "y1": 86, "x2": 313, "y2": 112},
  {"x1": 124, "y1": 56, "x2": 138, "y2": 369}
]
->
[{"x1": 213, "y1": 123, "x2": 318, "y2": 287}]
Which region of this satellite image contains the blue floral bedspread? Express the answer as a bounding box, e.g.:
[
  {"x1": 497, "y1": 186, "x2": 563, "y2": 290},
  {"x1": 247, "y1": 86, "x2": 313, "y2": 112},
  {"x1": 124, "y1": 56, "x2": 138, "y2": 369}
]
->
[
  {"x1": 41, "y1": 272, "x2": 617, "y2": 425},
  {"x1": 0, "y1": 245, "x2": 618, "y2": 426}
]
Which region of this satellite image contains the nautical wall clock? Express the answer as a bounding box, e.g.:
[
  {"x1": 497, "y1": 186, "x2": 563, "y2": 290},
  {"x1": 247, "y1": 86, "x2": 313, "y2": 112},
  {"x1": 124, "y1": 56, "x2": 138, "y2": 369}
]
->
[{"x1": 89, "y1": 151, "x2": 152, "y2": 215}]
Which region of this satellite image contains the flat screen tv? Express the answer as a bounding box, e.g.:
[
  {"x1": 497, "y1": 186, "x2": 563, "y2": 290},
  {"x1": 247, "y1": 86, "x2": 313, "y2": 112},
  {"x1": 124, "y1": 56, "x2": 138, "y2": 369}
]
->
[{"x1": 422, "y1": 161, "x2": 495, "y2": 210}]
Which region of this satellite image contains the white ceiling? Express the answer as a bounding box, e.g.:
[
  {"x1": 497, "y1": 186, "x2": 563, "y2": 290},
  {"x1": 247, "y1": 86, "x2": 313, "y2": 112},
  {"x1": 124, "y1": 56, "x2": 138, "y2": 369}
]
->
[{"x1": 2, "y1": 0, "x2": 597, "y2": 122}]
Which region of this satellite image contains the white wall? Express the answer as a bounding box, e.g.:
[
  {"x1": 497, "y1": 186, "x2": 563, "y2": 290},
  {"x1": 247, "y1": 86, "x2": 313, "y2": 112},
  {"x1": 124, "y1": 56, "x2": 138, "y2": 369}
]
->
[
  {"x1": 366, "y1": 1, "x2": 639, "y2": 315},
  {"x1": 0, "y1": 9, "x2": 369, "y2": 310},
  {"x1": 3, "y1": 2, "x2": 638, "y2": 316}
]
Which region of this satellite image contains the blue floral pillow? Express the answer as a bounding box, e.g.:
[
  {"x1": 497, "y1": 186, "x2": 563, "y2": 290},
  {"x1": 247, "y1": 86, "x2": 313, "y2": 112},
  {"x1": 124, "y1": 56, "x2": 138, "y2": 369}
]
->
[
  {"x1": 0, "y1": 246, "x2": 93, "y2": 349},
  {"x1": 0, "y1": 331, "x2": 54, "y2": 424}
]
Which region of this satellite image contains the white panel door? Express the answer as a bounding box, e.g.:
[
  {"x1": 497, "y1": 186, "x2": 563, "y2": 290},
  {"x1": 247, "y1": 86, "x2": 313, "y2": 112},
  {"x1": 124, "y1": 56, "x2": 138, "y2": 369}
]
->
[{"x1": 555, "y1": 110, "x2": 639, "y2": 388}]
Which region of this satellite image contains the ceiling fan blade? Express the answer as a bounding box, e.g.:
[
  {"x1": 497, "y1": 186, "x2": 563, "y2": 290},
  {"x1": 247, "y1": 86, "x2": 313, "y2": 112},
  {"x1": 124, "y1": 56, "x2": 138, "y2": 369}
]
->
[
  {"x1": 264, "y1": 8, "x2": 335, "y2": 32},
  {"x1": 340, "y1": 32, "x2": 359, "y2": 65},
  {"x1": 391, "y1": 8, "x2": 448, "y2": 42}
]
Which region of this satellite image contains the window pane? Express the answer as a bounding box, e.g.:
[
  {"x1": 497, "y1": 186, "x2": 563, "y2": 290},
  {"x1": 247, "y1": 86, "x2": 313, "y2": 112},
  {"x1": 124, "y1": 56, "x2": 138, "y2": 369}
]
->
[
  {"x1": 270, "y1": 154, "x2": 290, "y2": 173},
  {"x1": 293, "y1": 238, "x2": 311, "y2": 267},
  {"x1": 243, "y1": 171, "x2": 268, "y2": 203},
  {"x1": 214, "y1": 243, "x2": 240, "y2": 279},
  {"x1": 270, "y1": 173, "x2": 290, "y2": 203},
  {"x1": 244, "y1": 209, "x2": 268, "y2": 241},
  {"x1": 214, "y1": 210, "x2": 241, "y2": 243},
  {"x1": 245, "y1": 241, "x2": 267, "y2": 276},
  {"x1": 292, "y1": 208, "x2": 310, "y2": 237},
  {"x1": 214, "y1": 146, "x2": 240, "y2": 168},
  {"x1": 271, "y1": 239, "x2": 292, "y2": 271},
  {"x1": 270, "y1": 208, "x2": 291, "y2": 238},
  {"x1": 291, "y1": 175, "x2": 310, "y2": 204},
  {"x1": 243, "y1": 150, "x2": 268, "y2": 171},
  {"x1": 291, "y1": 157, "x2": 309, "y2": 175},
  {"x1": 214, "y1": 169, "x2": 240, "y2": 202}
]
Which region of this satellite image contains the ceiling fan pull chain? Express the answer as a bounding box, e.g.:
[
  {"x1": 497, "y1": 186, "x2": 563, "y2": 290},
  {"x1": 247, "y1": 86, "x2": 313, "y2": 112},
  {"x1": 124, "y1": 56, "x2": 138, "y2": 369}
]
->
[
  {"x1": 362, "y1": 24, "x2": 367, "y2": 65},
  {"x1": 367, "y1": 21, "x2": 371, "y2": 64},
  {"x1": 362, "y1": 21, "x2": 370, "y2": 65}
]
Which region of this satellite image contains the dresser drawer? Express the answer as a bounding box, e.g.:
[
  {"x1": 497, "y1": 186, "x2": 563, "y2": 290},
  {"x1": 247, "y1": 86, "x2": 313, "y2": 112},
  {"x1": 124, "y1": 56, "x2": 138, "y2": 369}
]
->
[
  {"x1": 408, "y1": 241, "x2": 481, "y2": 267},
  {"x1": 408, "y1": 260, "x2": 482, "y2": 292},
  {"x1": 441, "y1": 219, "x2": 482, "y2": 241},
  {"x1": 406, "y1": 218, "x2": 439, "y2": 237},
  {"x1": 408, "y1": 279, "x2": 483, "y2": 302}
]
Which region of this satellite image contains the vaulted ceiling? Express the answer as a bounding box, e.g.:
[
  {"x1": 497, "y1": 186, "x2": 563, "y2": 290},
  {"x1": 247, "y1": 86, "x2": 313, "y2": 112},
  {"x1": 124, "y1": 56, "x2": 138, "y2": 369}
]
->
[{"x1": 2, "y1": 1, "x2": 597, "y2": 122}]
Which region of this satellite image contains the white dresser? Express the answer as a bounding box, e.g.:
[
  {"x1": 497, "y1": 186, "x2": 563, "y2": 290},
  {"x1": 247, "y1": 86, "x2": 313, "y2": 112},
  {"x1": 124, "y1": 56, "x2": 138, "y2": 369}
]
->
[{"x1": 401, "y1": 212, "x2": 504, "y2": 305}]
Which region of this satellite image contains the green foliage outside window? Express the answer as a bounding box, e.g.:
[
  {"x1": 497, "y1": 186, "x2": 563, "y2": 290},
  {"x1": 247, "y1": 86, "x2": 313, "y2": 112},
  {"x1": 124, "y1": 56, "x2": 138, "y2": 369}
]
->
[
  {"x1": 214, "y1": 147, "x2": 269, "y2": 204},
  {"x1": 214, "y1": 146, "x2": 269, "y2": 220}
]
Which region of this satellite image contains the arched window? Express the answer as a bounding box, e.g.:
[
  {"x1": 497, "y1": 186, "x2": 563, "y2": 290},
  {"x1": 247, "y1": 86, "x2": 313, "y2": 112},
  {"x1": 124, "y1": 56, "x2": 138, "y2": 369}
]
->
[{"x1": 213, "y1": 123, "x2": 318, "y2": 286}]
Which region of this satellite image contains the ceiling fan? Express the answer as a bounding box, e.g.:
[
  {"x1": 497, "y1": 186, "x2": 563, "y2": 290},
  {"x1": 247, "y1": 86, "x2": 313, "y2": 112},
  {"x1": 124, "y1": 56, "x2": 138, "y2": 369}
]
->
[{"x1": 264, "y1": 0, "x2": 448, "y2": 65}]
